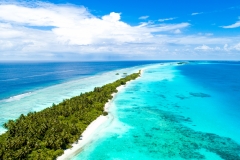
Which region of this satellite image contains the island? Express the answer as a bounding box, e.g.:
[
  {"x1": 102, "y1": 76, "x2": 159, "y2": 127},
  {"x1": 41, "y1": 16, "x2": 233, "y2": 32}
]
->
[{"x1": 0, "y1": 71, "x2": 141, "y2": 159}]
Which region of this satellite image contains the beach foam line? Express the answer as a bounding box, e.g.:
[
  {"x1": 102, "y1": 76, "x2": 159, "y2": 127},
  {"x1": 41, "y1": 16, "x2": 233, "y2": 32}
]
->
[
  {"x1": 0, "y1": 78, "x2": 19, "y2": 82},
  {"x1": 0, "y1": 70, "x2": 76, "y2": 82},
  {"x1": 1, "y1": 92, "x2": 33, "y2": 103},
  {"x1": 57, "y1": 70, "x2": 143, "y2": 160},
  {"x1": 57, "y1": 115, "x2": 109, "y2": 160},
  {"x1": 25, "y1": 70, "x2": 76, "y2": 78},
  {"x1": 57, "y1": 94, "x2": 119, "y2": 160}
]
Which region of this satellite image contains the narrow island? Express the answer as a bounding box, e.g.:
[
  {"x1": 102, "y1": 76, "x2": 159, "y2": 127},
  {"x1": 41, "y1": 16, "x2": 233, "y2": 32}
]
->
[{"x1": 0, "y1": 71, "x2": 141, "y2": 159}]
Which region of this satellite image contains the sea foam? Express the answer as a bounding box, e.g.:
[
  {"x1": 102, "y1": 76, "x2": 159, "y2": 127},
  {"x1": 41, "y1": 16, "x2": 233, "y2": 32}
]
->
[{"x1": 1, "y1": 92, "x2": 32, "y2": 103}]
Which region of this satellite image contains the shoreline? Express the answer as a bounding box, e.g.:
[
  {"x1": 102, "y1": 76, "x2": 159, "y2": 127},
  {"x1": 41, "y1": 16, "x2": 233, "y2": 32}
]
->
[
  {"x1": 57, "y1": 71, "x2": 142, "y2": 160},
  {"x1": 0, "y1": 66, "x2": 144, "y2": 135}
]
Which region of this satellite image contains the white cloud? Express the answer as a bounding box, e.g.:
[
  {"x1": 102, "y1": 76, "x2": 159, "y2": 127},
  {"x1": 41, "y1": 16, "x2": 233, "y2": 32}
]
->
[
  {"x1": 215, "y1": 46, "x2": 221, "y2": 50},
  {"x1": 205, "y1": 33, "x2": 213, "y2": 36},
  {"x1": 198, "y1": 33, "x2": 213, "y2": 36},
  {"x1": 0, "y1": 3, "x2": 189, "y2": 47},
  {"x1": 224, "y1": 44, "x2": 229, "y2": 51},
  {"x1": 194, "y1": 44, "x2": 213, "y2": 51},
  {"x1": 102, "y1": 12, "x2": 121, "y2": 21},
  {"x1": 220, "y1": 43, "x2": 240, "y2": 52},
  {"x1": 0, "y1": 2, "x2": 239, "y2": 60},
  {"x1": 149, "y1": 23, "x2": 190, "y2": 33},
  {"x1": 191, "y1": 12, "x2": 203, "y2": 16},
  {"x1": 0, "y1": 4, "x2": 91, "y2": 26},
  {"x1": 139, "y1": 16, "x2": 149, "y2": 20},
  {"x1": 233, "y1": 43, "x2": 240, "y2": 51},
  {"x1": 173, "y1": 29, "x2": 181, "y2": 34},
  {"x1": 222, "y1": 21, "x2": 240, "y2": 28},
  {"x1": 0, "y1": 23, "x2": 24, "y2": 38},
  {"x1": 0, "y1": 40, "x2": 13, "y2": 49},
  {"x1": 158, "y1": 17, "x2": 176, "y2": 22}
]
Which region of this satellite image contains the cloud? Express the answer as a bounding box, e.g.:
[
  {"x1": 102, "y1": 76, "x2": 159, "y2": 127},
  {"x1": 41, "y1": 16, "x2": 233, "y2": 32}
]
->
[
  {"x1": 147, "y1": 23, "x2": 190, "y2": 33},
  {"x1": 191, "y1": 12, "x2": 203, "y2": 16},
  {"x1": 139, "y1": 16, "x2": 149, "y2": 20},
  {"x1": 198, "y1": 33, "x2": 213, "y2": 36},
  {"x1": 158, "y1": 17, "x2": 176, "y2": 22},
  {"x1": 0, "y1": 2, "x2": 240, "y2": 60},
  {"x1": 173, "y1": 29, "x2": 181, "y2": 34},
  {"x1": 206, "y1": 33, "x2": 213, "y2": 36},
  {"x1": 193, "y1": 43, "x2": 240, "y2": 52},
  {"x1": 233, "y1": 43, "x2": 240, "y2": 51},
  {"x1": 0, "y1": 40, "x2": 13, "y2": 49},
  {"x1": 215, "y1": 46, "x2": 221, "y2": 50},
  {"x1": 194, "y1": 44, "x2": 213, "y2": 51},
  {"x1": 0, "y1": 3, "x2": 189, "y2": 46},
  {"x1": 0, "y1": 2, "x2": 194, "y2": 60},
  {"x1": 224, "y1": 44, "x2": 229, "y2": 51},
  {"x1": 222, "y1": 20, "x2": 240, "y2": 28}
]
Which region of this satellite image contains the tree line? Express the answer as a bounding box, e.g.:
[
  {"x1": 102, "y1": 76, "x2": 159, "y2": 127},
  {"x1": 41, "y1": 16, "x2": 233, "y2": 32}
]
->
[{"x1": 0, "y1": 71, "x2": 140, "y2": 159}]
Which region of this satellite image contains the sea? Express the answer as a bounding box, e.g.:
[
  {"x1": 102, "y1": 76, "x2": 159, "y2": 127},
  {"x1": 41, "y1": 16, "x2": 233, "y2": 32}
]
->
[{"x1": 1, "y1": 61, "x2": 240, "y2": 159}]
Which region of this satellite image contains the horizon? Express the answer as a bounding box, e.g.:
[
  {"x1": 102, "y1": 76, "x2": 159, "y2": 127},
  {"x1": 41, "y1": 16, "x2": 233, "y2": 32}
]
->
[
  {"x1": 1, "y1": 60, "x2": 240, "y2": 63},
  {"x1": 0, "y1": 0, "x2": 240, "y2": 61}
]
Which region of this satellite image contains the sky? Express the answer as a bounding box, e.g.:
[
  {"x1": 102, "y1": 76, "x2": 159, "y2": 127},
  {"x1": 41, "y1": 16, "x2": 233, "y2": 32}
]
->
[{"x1": 0, "y1": 0, "x2": 240, "y2": 61}]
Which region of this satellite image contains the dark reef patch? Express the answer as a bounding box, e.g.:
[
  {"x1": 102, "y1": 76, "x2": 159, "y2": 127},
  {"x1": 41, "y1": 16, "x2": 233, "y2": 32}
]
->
[
  {"x1": 190, "y1": 92, "x2": 211, "y2": 98},
  {"x1": 159, "y1": 94, "x2": 166, "y2": 99},
  {"x1": 147, "y1": 109, "x2": 240, "y2": 159},
  {"x1": 126, "y1": 107, "x2": 240, "y2": 160},
  {"x1": 175, "y1": 94, "x2": 188, "y2": 100}
]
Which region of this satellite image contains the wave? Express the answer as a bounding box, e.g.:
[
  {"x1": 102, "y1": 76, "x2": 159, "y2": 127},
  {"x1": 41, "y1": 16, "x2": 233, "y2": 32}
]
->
[
  {"x1": 26, "y1": 70, "x2": 75, "y2": 78},
  {"x1": 0, "y1": 70, "x2": 75, "y2": 82},
  {"x1": 0, "y1": 78, "x2": 19, "y2": 82},
  {"x1": 1, "y1": 92, "x2": 32, "y2": 103}
]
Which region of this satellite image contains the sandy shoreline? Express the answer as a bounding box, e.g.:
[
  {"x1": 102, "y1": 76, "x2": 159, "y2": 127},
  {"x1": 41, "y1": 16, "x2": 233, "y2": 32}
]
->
[
  {"x1": 57, "y1": 71, "x2": 141, "y2": 160},
  {"x1": 57, "y1": 92, "x2": 118, "y2": 160},
  {"x1": 57, "y1": 114, "x2": 109, "y2": 160}
]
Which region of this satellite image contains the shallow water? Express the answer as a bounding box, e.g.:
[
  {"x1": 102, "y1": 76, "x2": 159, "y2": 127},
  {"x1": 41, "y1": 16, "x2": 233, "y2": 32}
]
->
[{"x1": 74, "y1": 62, "x2": 240, "y2": 160}]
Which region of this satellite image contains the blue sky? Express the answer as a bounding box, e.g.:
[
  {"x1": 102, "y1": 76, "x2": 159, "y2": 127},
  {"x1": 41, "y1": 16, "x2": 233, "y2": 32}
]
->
[{"x1": 0, "y1": 0, "x2": 240, "y2": 60}]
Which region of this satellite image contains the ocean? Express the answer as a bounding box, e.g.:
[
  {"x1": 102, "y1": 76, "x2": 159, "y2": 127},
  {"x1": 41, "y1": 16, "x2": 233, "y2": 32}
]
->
[
  {"x1": 73, "y1": 61, "x2": 240, "y2": 160},
  {"x1": 1, "y1": 61, "x2": 240, "y2": 159},
  {"x1": 0, "y1": 61, "x2": 163, "y2": 134},
  {"x1": 0, "y1": 61, "x2": 164, "y2": 101}
]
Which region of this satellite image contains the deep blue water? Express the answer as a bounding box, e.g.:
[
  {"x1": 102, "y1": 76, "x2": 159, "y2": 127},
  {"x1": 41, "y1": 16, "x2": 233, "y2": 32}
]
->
[
  {"x1": 0, "y1": 61, "x2": 166, "y2": 100},
  {"x1": 177, "y1": 61, "x2": 240, "y2": 108},
  {"x1": 177, "y1": 62, "x2": 240, "y2": 120}
]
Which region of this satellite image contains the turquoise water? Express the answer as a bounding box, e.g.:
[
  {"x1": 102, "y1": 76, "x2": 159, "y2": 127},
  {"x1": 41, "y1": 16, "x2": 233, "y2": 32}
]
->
[
  {"x1": 73, "y1": 63, "x2": 240, "y2": 160},
  {"x1": 1, "y1": 61, "x2": 240, "y2": 159}
]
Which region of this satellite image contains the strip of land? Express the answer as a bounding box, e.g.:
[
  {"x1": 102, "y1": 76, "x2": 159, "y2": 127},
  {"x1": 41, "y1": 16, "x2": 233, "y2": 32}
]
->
[{"x1": 0, "y1": 71, "x2": 141, "y2": 160}]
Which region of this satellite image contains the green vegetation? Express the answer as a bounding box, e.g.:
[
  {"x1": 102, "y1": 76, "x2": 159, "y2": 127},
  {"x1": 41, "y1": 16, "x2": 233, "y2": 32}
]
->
[
  {"x1": 115, "y1": 73, "x2": 119, "y2": 75},
  {"x1": 0, "y1": 71, "x2": 140, "y2": 159},
  {"x1": 177, "y1": 62, "x2": 188, "y2": 65}
]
